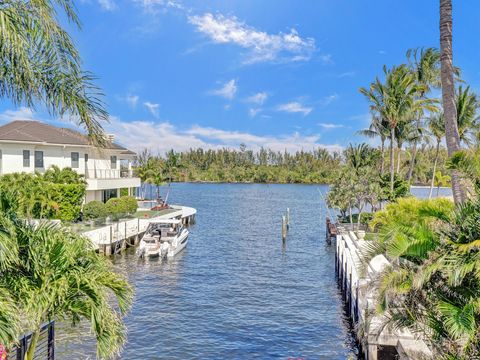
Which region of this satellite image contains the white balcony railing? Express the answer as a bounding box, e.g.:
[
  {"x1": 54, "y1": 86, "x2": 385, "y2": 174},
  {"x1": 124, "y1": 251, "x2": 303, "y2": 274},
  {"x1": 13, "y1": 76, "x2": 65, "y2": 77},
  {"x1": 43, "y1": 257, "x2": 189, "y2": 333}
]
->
[{"x1": 85, "y1": 169, "x2": 134, "y2": 179}]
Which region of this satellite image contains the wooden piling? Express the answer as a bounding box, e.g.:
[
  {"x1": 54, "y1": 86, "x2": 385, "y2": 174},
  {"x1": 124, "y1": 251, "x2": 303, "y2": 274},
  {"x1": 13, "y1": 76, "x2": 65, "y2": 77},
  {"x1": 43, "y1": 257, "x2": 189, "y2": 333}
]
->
[
  {"x1": 282, "y1": 215, "x2": 287, "y2": 241},
  {"x1": 286, "y1": 208, "x2": 290, "y2": 230}
]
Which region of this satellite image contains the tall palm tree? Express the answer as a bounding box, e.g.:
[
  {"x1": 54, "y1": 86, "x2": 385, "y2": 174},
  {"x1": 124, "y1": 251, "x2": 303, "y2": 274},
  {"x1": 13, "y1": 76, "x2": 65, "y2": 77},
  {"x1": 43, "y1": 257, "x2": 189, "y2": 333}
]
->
[
  {"x1": 406, "y1": 47, "x2": 442, "y2": 182},
  {"x1": 0, "y1": 193, "x2": 133, "y2": 359},
  {"x1": 395, "y1": 120, "x2": 423, "y2": 175},
  {"x1": 0, "y1": 0, "x2": 108, "y2": 143},
  {"x1": 440, "y1": 0, "x2": 466, "y2": 204},
  {"x1": 455, "y1": 86, "x2": 480, "y2": 146},
  {"x1": 356, "y1": 115, "x2": 390, "y2": 175},
  {"x1": 427, "y1": 112, "x2": 445, "y2": 198},
  {"x1": 360, "y1": 65, "x2": 437, "y2": 191}
]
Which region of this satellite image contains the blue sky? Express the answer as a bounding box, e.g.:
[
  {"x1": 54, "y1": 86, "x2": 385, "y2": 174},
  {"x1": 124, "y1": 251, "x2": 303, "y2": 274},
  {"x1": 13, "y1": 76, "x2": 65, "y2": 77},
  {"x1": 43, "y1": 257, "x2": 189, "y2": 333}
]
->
[{"x1": 2, "y1": 0, "x2": 480, "y2": 153}]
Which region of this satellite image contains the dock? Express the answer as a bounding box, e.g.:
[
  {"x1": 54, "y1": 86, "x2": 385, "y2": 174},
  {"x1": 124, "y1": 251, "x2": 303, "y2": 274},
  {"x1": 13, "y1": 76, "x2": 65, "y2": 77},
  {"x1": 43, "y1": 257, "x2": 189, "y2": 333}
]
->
[
  {"x1": 82, "y1": 205, "x2": 196, "y2": 256},
  {"x1": 333, "y1": 224, "x2": 433, "y2": 360}
]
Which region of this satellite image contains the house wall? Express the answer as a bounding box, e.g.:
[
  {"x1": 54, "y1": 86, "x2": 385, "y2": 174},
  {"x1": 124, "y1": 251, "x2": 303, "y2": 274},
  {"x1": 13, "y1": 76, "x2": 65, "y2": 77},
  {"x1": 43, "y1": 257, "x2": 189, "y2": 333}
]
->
[
  {"x1": 0, "y1": 142, "x2": 140, "y2": 202},
  {"x1": 0, "y1": 142, "x2": 131, "y2": 177}
]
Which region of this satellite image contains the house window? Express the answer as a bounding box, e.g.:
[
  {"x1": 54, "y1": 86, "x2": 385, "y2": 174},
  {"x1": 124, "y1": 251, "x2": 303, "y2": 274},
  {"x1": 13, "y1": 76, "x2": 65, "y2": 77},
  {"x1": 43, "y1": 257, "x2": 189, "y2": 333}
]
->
[
  {"x1": 71, "y1": 152, "x2": 79, "y2": 168},
  {"x1": 111, "y1": 156, "x2": 117, "y2": 169},
  {"x1": 23, "y1": 150, "x2": 30, "y2": 167},
  {"x1": 34, "y1": 151, "x2": 44, "y2": 168}
]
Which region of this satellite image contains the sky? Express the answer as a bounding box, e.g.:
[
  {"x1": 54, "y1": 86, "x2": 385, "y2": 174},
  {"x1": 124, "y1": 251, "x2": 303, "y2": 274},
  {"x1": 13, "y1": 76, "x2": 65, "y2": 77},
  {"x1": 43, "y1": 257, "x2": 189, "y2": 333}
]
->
[{"x1": 2, "y1": 0, "x2": 480, "y2": 154}]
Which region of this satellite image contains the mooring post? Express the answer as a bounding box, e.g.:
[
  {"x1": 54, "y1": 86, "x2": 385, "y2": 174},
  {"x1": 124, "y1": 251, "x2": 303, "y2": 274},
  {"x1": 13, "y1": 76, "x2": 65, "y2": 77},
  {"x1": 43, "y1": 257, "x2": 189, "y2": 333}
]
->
[
  {"x1": 286, "y1": 208, "x2": 290, "y2": 230},
  {"x1": 282, "y1": 215, "x2": 287, "y2": 241}
]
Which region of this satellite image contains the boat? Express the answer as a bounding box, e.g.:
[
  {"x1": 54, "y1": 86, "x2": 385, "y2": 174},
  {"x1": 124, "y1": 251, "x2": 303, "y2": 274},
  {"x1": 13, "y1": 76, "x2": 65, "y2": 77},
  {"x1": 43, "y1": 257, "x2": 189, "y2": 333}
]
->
[{"x1": 136, "y1": 219, "x2": 189, "y2": 258}]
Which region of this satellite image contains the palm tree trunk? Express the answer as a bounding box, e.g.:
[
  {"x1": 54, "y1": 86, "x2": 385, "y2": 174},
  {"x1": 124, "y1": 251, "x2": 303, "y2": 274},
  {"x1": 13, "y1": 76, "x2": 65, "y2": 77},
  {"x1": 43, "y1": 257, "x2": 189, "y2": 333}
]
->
[
  {"x1": 396, "y1": 145, "x2": 401, "y2": 174},
  {"x1": 25, "y1": 330, "x2": 40, "y2": 360},
  {"x1": 380, "y1": 138, "x2": 385, "y2": 175},
  {"x1": 390, "y1": 127, "x2": 395, "y2": 191},
  {"x1": 429, "y1": 140, "x2": 441, "y2": 199},
  {"x1": 407, "y1": 141, "x2": 418, "y2": 183},
  {"x1": 440, "y1": 0, "x2": 466, "y2": 204}
]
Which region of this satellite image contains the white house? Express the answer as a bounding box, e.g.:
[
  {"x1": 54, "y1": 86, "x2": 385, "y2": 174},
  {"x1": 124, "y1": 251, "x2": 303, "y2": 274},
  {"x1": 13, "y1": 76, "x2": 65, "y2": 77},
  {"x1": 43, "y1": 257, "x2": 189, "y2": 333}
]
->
[{"x1": 0, "y1": 120, "x2": 141, "y2": 203}]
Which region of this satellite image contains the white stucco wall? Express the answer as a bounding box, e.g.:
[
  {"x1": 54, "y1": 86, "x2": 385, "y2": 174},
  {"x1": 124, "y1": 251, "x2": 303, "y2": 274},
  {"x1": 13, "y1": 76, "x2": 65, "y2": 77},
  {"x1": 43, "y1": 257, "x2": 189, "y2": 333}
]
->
[{"x1": 0, "y1": 141, "x2": 140, "y2": 200}]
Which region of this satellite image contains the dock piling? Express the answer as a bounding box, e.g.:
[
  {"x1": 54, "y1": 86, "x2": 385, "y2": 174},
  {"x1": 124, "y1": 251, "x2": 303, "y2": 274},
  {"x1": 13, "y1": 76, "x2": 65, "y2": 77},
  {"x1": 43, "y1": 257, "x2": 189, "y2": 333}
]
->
[{"x1": 282, "y1": 215, "x2": 287, "y2": 241}]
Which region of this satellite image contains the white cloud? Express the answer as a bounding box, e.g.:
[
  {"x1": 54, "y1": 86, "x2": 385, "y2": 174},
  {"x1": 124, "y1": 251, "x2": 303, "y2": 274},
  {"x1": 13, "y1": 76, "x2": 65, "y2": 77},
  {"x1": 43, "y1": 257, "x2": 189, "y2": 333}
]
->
[
  {"x1": 320, "y1": 93, "x2": 339, "y2": 106},
  {"x1": 209, "y1": 79, "x2": 237, "y2": 100},
  {"x1": 249, "y1": 108, "x2": 262, "y2": 118},
  {"x1": 143, "y1": 102, "x2": 160, "y2": 118},
  {"x1": 0, "y1": 107, "x2": 37, "y2": 123},
  {"x1": 188, "y1": 13, "x2": 316, "y2": 64},
  {"x1": 106, "y1": 117, "x2": 342, "y2": 154},
  {"x1": 134, "y1": 0, "x2": 184, "y2": 14},
  {"x1": 126, "y1": 94, "x2": 140, "y2": 108},
  {"x1": 318, "y1": 54, "x2": 333, "y2": 64},
  {"x1": 276, "y1": 102, "x2": 313, "y2": 116},
  {"x1": 246, "y1": 92, "x2": 268, "y2": 105},
  {"x1": 338, "y1": 71, "x2": 355, "y2": 78},
  {"x1": 318, "y1": 122, "x2": 344, "y2": 129},
  {"x1": 98, "y1": 0, "x2": 116, "y2": 11}
]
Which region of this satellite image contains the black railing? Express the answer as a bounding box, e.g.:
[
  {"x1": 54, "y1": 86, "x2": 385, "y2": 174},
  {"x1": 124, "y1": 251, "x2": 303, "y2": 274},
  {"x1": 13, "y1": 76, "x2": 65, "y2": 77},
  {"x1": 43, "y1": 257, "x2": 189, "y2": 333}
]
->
[{"x1": 7, "y1": 321, "x2": 54, "y2": 360}]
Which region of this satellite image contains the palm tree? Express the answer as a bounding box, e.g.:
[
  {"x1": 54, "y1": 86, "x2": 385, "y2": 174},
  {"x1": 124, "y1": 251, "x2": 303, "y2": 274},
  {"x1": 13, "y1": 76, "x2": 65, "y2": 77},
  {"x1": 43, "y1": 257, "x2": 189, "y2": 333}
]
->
[
  {"x1": 360, "y1": 65, "x2": 437, "y2": 191},
  {"x1": 440, "y1": 0, "x2": 466, "y2": 204},
  {"x1": 145, "y1": 160, "x2": 167, "y2": 200},
  {"x1": 0, "y1": 194, "x2": 133, "y2": 359},
  {"x1": 343, "y1": 143, "x2": 379, "y2": 175},
  {"x1": 356, "y1": 115, "x2": 390, "y2": 175},
  {"x1": 406, "y1": 47, "x2": 442, "y2": 182},
  {"x1": 0, "y1": 0, "x2": 108, "y2": 143},
  {"x1": 427, "y1": 112, "x2": 445, "y2": 198},
  {"x1": 455, "y1": 86, "x2": 480, "y2": 146},
  {"x1": 395, "y1": 120, "x2": 423, "y2": 175}
]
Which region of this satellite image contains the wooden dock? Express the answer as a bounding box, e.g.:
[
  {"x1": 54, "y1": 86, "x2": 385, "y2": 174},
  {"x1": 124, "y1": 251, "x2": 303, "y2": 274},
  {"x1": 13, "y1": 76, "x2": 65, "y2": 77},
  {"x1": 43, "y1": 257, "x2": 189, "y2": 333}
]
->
[{"x1": 82, "y1": 205, "x2": 196, "y2": 256}]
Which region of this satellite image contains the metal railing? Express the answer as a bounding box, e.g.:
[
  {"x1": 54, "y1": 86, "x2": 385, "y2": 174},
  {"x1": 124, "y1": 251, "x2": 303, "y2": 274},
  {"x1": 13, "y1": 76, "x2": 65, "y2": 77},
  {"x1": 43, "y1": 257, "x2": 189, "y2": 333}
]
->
[
  {"x1": 85, "y1": 169, "x2": 134, "y2": 179},
  {"x1": 7, "y1": 321, "x2": 54, "y2": 360}
]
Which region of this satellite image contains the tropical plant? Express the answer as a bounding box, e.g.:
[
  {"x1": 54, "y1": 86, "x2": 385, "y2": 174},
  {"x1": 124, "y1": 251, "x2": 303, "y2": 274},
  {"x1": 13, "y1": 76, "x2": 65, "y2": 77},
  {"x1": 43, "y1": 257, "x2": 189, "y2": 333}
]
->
[
  {"x1": 360, "y1": 65, "x2": 437, "y2": 191},
  {"x1": 455, "y1": 86, "x2": 480, "y2": 146},
  {"x1": 0, "y1": 194, "x2": 133, "y2": 359},
  {"x1": 434, "y1": 171, "x2": 451, "y2": 197},
  {"x1": 356, "y1": 115, "x2": 390, "y2": 175},
  {"x1": 405, "y1": 47, "x2": 442, "y2": 182},
  {"x1": 0, "y1": 0, "x2": 108, "y2": 143},
  {"x1": 84, "y1": 200, "x2": 107, "y2": 220},
  {"x1": 440, "y1": 0, "x2": 466, "y2": 204},
  {"x1": 427, "y1": 112, "x2": 445, "y2": 198}
]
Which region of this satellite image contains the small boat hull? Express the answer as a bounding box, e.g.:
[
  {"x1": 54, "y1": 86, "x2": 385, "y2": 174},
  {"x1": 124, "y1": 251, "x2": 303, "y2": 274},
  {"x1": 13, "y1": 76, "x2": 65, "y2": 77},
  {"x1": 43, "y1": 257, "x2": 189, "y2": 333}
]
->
[{"x1": 167, "y1": 232, "x2": 189, "y2": 258}]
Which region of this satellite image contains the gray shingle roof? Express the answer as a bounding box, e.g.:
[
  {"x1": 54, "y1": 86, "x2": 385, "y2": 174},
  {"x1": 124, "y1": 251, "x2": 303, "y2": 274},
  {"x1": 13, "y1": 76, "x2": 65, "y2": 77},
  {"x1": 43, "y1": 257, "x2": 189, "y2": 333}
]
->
[{"x1": 0, "y1": 120, "x2": 135, "y2": 155}]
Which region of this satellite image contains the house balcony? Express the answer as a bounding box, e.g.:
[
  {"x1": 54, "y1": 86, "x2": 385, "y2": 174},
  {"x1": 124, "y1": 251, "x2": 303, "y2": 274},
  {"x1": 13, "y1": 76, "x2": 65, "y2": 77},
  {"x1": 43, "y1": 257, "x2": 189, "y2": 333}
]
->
[{"x1": 85, "y1": 169, "x2": 141, "y2": 191}]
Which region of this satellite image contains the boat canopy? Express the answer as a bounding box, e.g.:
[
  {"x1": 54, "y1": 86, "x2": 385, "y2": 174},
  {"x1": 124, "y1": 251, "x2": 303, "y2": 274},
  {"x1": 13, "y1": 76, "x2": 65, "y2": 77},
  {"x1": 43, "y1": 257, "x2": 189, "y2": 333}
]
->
[{"x1": 148, "y1": 219, "x2": 181, "y2": 225}]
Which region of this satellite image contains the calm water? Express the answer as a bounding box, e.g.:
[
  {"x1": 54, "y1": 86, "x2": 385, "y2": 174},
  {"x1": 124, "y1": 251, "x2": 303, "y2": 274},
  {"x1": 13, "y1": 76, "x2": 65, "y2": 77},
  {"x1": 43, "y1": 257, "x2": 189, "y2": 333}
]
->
[
  {"x1": 57, "y1": 183, "x2": 357, "y2": 359},
  {"x1": 56, "y1": 183, "x2": 453, "y2": 359}
]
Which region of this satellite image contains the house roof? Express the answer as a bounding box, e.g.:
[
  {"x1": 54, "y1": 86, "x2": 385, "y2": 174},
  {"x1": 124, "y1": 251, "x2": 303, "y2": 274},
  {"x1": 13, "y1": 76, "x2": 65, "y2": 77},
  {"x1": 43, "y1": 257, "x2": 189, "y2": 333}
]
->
[{"x1": 0, "y1": 120, "x2": 136, "y2": 155}]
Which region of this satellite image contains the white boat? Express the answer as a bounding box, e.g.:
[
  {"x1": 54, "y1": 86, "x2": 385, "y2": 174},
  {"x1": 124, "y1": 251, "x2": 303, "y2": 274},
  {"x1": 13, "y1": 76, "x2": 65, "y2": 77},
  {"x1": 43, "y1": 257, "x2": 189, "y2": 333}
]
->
[{"x1": 136, "y1": 219, "x2": 189, "y2": 259}]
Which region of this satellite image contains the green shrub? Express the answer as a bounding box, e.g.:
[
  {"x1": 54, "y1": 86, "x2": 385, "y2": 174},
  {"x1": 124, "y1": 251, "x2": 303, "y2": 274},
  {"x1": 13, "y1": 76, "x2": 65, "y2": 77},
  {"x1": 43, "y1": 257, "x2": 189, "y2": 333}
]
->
[
  {"x1": 83, "y1": 201, "x2": 107, "y2": 220},
  {"x1": 105, "y1": 198, "x2": 125, "y2": 219},
  {"x1": 120, "y1": 188, "x2": 128, "y2": 196},
  {"x1": 47, "y1": 183, "x2": 86, "y2": 221},
  {"x1": 119, "y1": 196, "x2": 138, "y2": 214}
]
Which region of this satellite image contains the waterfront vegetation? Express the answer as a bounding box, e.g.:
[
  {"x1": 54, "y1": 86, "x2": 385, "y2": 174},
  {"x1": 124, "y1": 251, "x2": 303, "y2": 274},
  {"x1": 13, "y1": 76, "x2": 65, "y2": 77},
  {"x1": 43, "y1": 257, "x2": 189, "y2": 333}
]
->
[
  {"x1": 328, "y1": 1, "x2": 480, "y2": 356},
  {"x1": 0, "y1": 192, "x2": 133, "y2": 360},
  {"x1": 133, "y1": 144, "x2": 453, "y2": 187},
  {"x1": 0, "y1": 167, "x2": 86, "y2": 221}
]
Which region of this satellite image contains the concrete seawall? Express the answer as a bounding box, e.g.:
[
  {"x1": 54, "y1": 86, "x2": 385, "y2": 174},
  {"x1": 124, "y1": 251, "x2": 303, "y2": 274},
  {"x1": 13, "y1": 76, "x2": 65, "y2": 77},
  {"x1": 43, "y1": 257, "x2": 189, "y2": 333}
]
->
[{"x1": 334, "y1": 226, "x2": 433, "y2": 360}]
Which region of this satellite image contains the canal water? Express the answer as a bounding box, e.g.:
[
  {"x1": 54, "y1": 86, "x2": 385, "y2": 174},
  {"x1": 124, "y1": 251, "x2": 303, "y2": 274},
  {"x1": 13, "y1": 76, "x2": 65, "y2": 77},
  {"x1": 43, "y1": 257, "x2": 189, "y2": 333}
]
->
[
  {"x1": 57, "y1": 183, "x2": 357, "y2": 359},
  {"x1": 56, "y1": 183, "x2": 454, "y2": 359}
]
